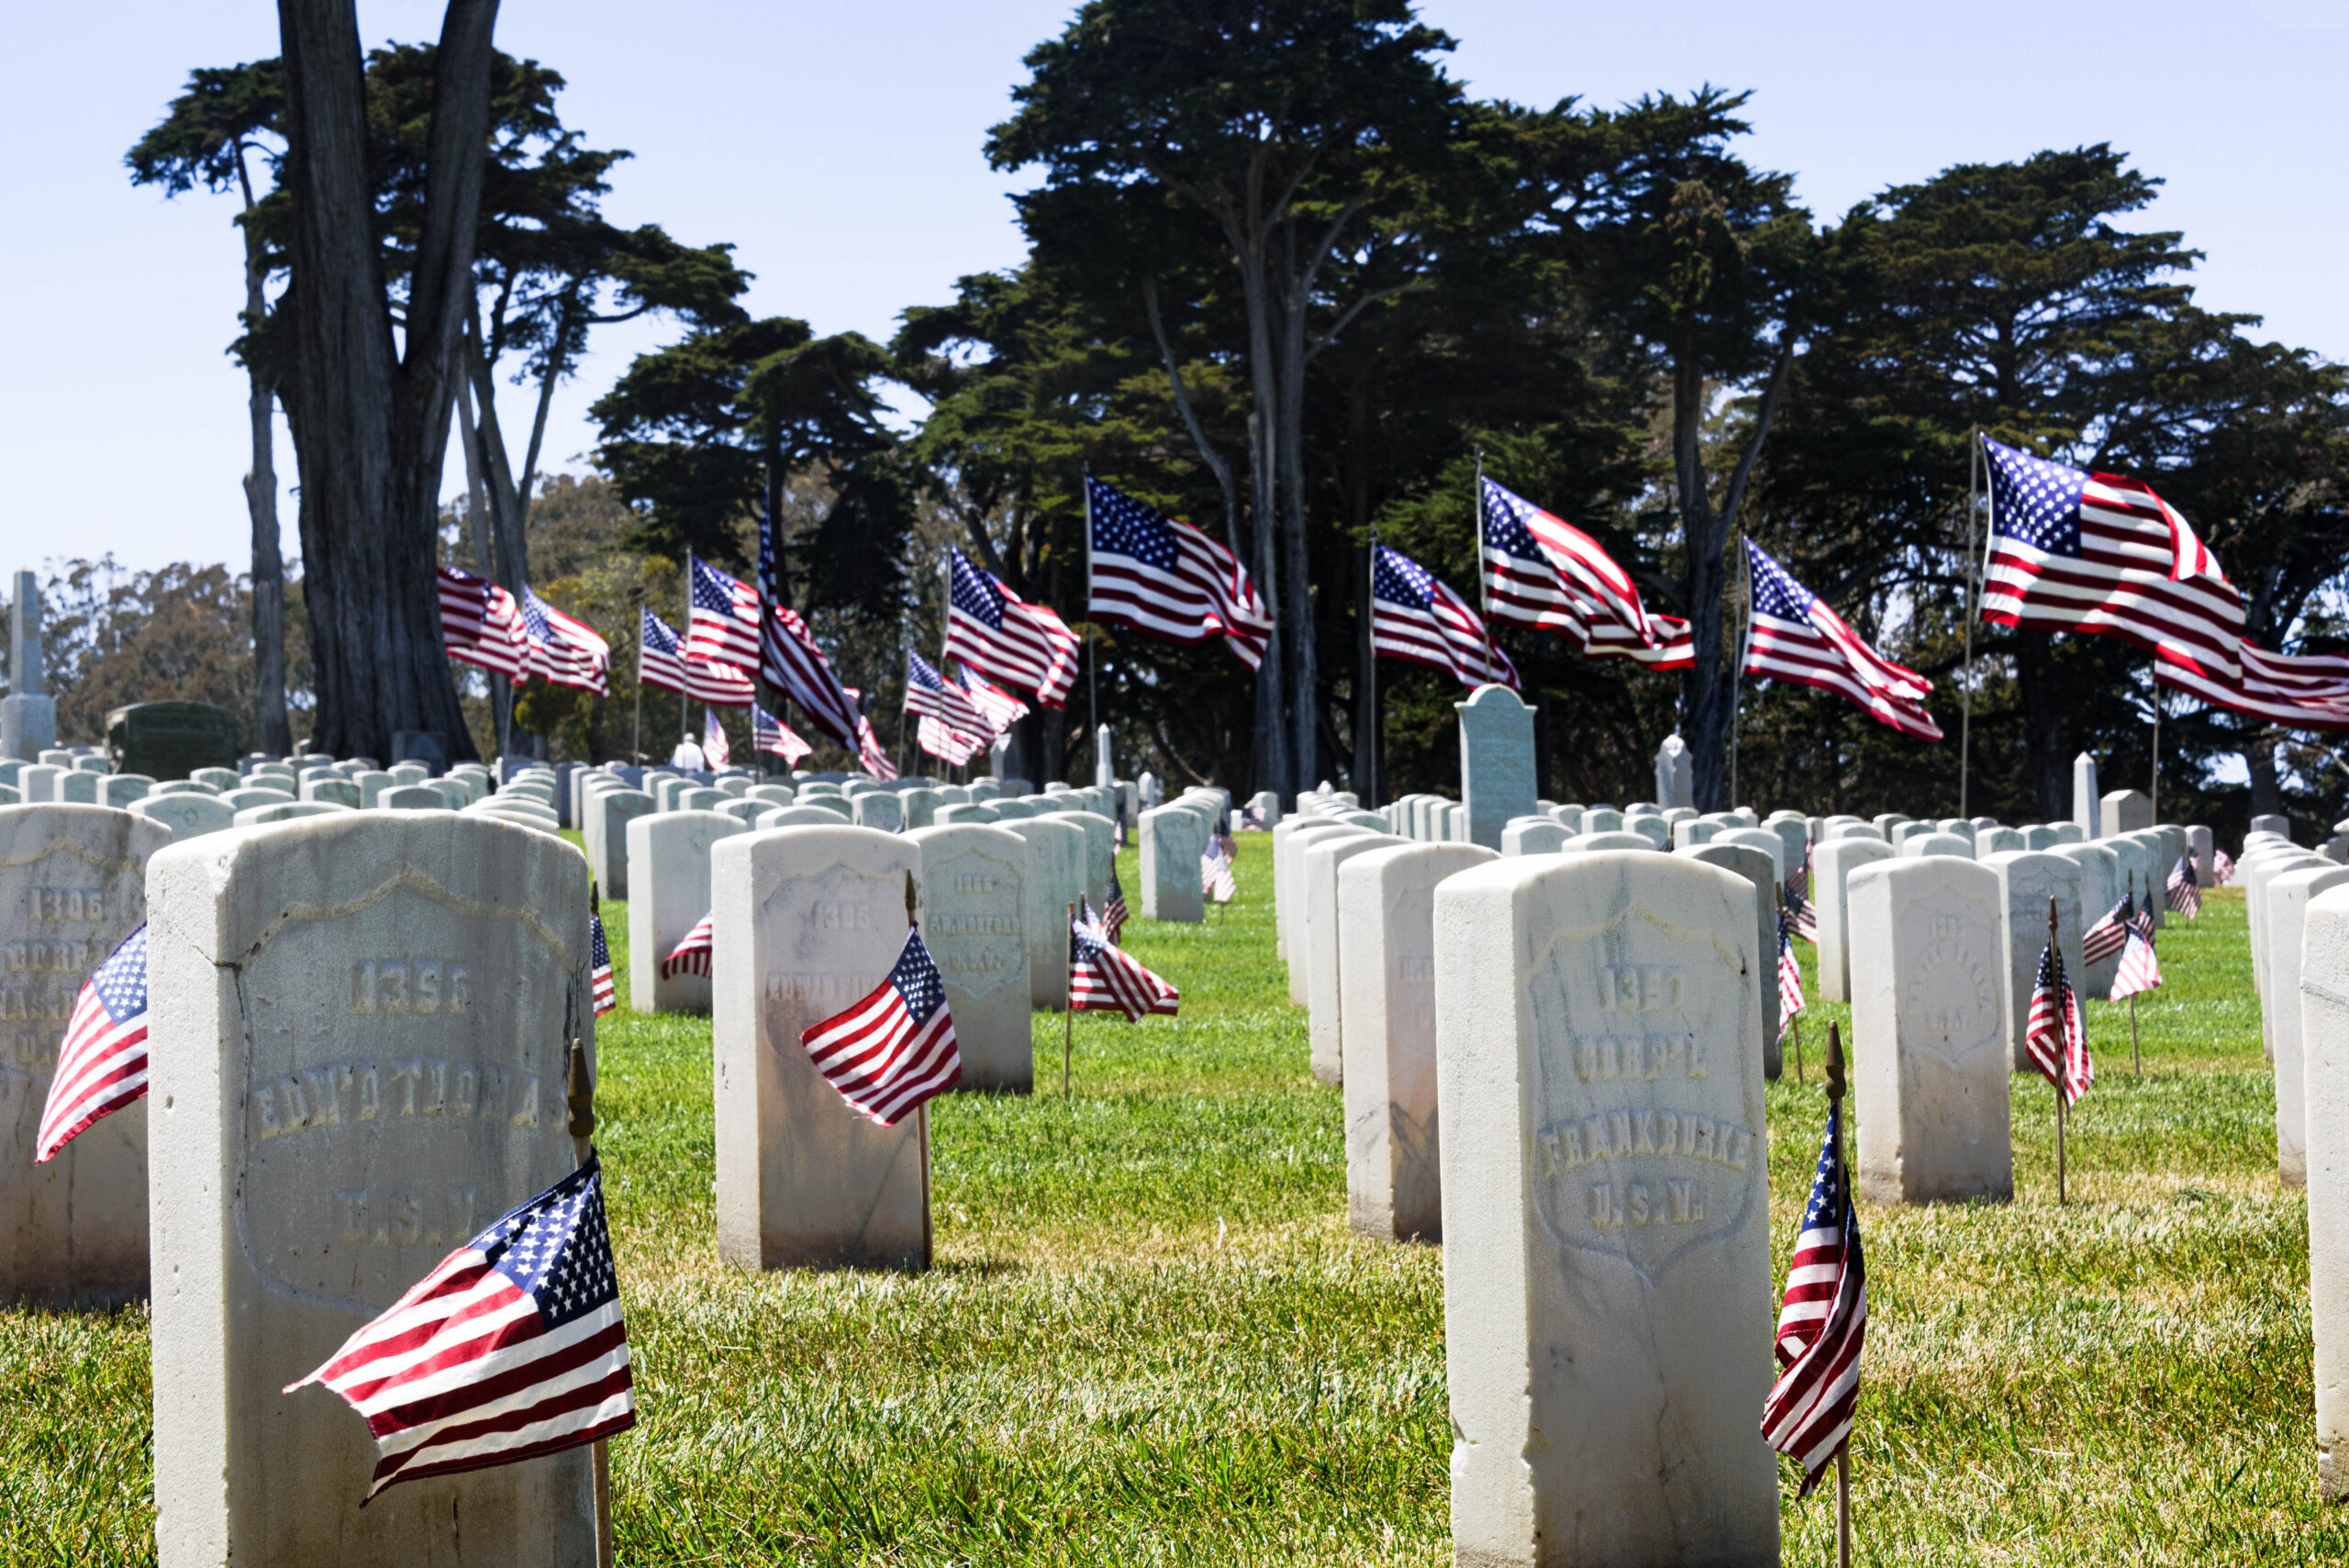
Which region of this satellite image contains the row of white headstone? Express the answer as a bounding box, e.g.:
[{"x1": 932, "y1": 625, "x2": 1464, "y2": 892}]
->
[
  {"x1": 1273, "y1": 773, "x2": 2292, "y2": 1555},
  {"x1": 0, "y1": 772, "x2": 1211, "y2": 1565}
]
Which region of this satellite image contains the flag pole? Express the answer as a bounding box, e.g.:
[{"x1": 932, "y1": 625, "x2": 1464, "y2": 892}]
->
[
  {"x1": 2050, "y1": 895, "x2": 2066, "y2": 1207},
  {"x1": 2129, "y1": 872, "x2": 2142, "y2": 1076},
  {"x1": 1366, "y1": 510, "x2": 1380, "y2": 806},
  {"x1": 2149, "y1": 661, "x2": 2161, "y2": 819},
  {"x1": 564, "y1": 1039, "x2": 615, "y2": 1568},
  {"x1": 1824, "y1": 1021, "x2": 1852, "y2": 1568},
  {"x1": 630, "y1": 597, "x2": 643, "y2": 766},
  {"x1": 1064, "y1": 900, "x2": 1076, "y2": 1099},
  {"x1": 1474, "y1": 450, "x2": 1495, "y2": 678},
  {"x1": 1730, "y1": 536, "x2": 1751, "y2": 810},
  {"x1": 1961, "y1": 428, "x2": 1980, "y2": 817},
  {"x1": 1085, "y1": 471, "x2": 1099, "y2": 772}
]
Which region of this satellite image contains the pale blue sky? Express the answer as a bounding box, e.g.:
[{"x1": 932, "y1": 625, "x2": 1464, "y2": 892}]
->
[{"x1": 8, "y1": 0, "x2": 2346, "y2": 575}]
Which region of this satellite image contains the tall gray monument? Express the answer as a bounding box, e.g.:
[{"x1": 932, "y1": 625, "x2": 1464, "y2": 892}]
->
[
  {"x1": 3, "y1": 571, "x2": 56, "y2": 762},
  {"x1": 2072, "y1": 752, "x2": 2100, "y2": 840},
  {"x1": 1654, "y1": 733, "x2": 1694, "y2": 810},
  {"x1": 1456, "y1": 684, "x2": 1535, "y2": 851}
]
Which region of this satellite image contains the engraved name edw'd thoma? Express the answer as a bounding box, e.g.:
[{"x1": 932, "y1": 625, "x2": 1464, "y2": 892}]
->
[{"x1": 1534, "y1": 949, "x2": 1757, "y2": 1271}]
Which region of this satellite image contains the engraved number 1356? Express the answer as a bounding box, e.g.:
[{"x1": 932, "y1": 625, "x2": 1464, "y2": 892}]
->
[{"x1": 351, "y1": 961, "x2": 471, "y2": 1015}]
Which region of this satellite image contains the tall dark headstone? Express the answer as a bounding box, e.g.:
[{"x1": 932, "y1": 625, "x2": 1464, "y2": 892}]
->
[{"x1": 105, "y1": 701, "x2": 239, "y2": 782}]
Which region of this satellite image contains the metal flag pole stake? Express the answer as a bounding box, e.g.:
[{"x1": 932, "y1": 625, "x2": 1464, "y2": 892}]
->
[
  {"x1": 1063, "y1": 901, "x2": 1076, "y2": 1100},
  {"x1": 1824, "y1": 1020, "x2": 1853, "y2": 1568},
  {"x1": 1961, "y1": 428, "x2": 1980, "y2": 817},
  {"x1": 2050, "y1": 895, "x2": 2066, "y2": 1208},
  {"x1": 565, "y1": 1038, "x2": 615, "y2": 1568}
]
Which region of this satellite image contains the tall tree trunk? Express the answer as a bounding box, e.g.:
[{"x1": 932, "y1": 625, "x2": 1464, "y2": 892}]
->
[
  {"x1": 454, "y1": 377, "x2": 512, "y2": 755},
  {"x1": 2016, "y1": 638, "x2": 2067, "y2": 820},
  {"x1": 1276, "y1": 280, "x2": 1317, "y2": 790},
  {"x1": 234, "y1": 144, "x2": 293, "y2": 757},
  {"x1": 2246, "y1": 732, "x2": 2283, "y2": 818},
  {"x1": 1237, "y1": 245, "x2": 1292, "y2": 802},
  {"x1": 275, "y1": 0, "x2": 498, "y2": 762}
]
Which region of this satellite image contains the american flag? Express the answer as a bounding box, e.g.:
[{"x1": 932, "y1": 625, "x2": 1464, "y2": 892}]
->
[
  {"x1": 1744, "y1": 539, "x2": 1940, "y2": 740},
  {"x1": 1783, "y1": 878, "x2": 1818, "y2": 942},
  {"x1": 1372, "y1": 545, "x2": 1516, "y2": 690},
  {"x1": 438, "y1": 565, "x2": 529, "y2": 679},
  {"x1": 2082, "y1": 890, "x2": 2133, "y2": 966},
  {"x1": 521, "y1": 587, "x2": 610, "y2": 696},
  {"x1": 1202, "y1": 839, "x2": 1236, "y2": 904},
  {"x1": 1069, "y1": 898, "x2": 1179, "y2": 1021},
  {"x1": 34, "y1": 924, "x2": 149, "y2": 1163},
  {"x1": 906, "y1": 650, "x2": 991, "y2": 740},
  {"x1": 1981, "y1": 436, "x2": 2243, "y2": 689},
  {"x1": 702, "y1": 707, "x2": 731, "y2": 769},
  {"x1": 2159, "y1": 640, "x2": 2349, "y2": 731},
  {"x1": 2025, "y1": 937, "x2": 2092, "y2": 1106},
  {"x1": 2165, "y1": 854, "x2": 2200, "y2": 917},
  {"x1": 799, "y1": 926, "x2": 961, "y2": 1126},
  {"x1": 1103, "y1": 867, "x2": 1130, "y2": 942},
  {"x1": 1761, "y1": 1102, "x2": 1866, "y2": 1496},
  {"x1": 1479, "y1": 477, "x2": 1692, "y2": 668},
  {"x1": 661, "y1": 914, "x2": 714, "y2": 980},
  {"x1": 763, "y1": 604, "x2": 863, "y2": 751},
  {"x1": 2112, "y1": 905, "x2": 2163, "y2": 1000},
  {"x1": 947, "y1": 547, "x2": 1081, "y2": 707},
  {"x1": 1085, "y1": 477, "x2": 1272, "y2": 670},
  {"x1": 640, "y1": 610, "x2": 755, "y2": 707},
  {"x1": 685, "y1": 556, "x2": 762, "y2": 671},
  {"x1": 589, "y1": 914, "x2": 616, "y2": 1016},
  {"x1": 753, "y1": 704, "x2": 813, "y2": 765},
  {"x1": 853, "y1": 712, "x2": 899, "y2": 782},
  {"x1": 284, "y1": 1156, "x2": 634, "y2": 1501},
  {"x1": 917, "y1": 715, "x2": 985, "y2": 767},
  {"x1": 957, "y1": 666, "x2": 1029, "y2": 736},
  {"x1": 1777, "y1": 907, "x2": 1806, "y2": 1028}
]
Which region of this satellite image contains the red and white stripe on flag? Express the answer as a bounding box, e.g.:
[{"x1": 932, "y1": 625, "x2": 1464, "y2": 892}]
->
[
  {"x1": 522, "y1": 589, "x2": 610, "y2": 697},
  {"x1": 1068, "y1": 901, "x2": 1179, "y2": 1021},
  {"x1": 661, "y1": 914, "x2": 714, "y2": 980},
  {"x1": 947, "y1": 547, "x2": 1081, "y2": 707},
  {"x1": 685, "y1": 655, "x2": 754, "y2": 708},
  {"x1": 685, "y1": 556, "x2": 763, "y2": 671},
  {"x1": 439, "y1": 566, "x2": 529, "y2": 679},
  {"x1": 2024, "y1": 940, "x2": 2093, "y2": 1105},
  {"x1": 917, "y1": 715, "x2": 985, "y2": 766},
  {"x1": 754, "y1": 705, "x2": 815, "y2": 765},
  {"x1": 1743, "y1": 539, "x2": 1941, "y2": 740},
  {"x1": 1762, "y1": 1103, "x2": 1865, "y2": 1496},
  {"x1": 1085, "y1": 476, "x2": 1272, "y2": 670},
  {"x1": 2112, "y1": 917, "x2": 2164, "y2": 1001},
  {"x1": 957, "y1": 668, "x2": 1029, "y2": 736},
  {"x1": 589, "y1": 914, "x2": 616, "y2": 1017},
  {"x1": 36, "y1": 924, "x2": 150, "y2": 1162},
  {"x1": 1372, "y1": 545, "x2": 1516, "y2": 691},
  {"x1": 284, "y1": 1157, "x2": 634, "y2": 1500},
  {"x1": 800, "y1": 927, "x2": 961, "y2": 1126},
  {"x1": 2158, "y1": 639, "x2": 2349, "y2": 732},
  {"x1": 1479, "y1": 478, "x2": 1693, "y2": 669},
  {"x1": 763, "y1": 605, "x2": 863, "y2": 751},
  {"x1": 1777, "y1": 918, "x2": 1805, "y2": 1029},
  {"x1": 853, "y1": 713, "x2": 898, "y2": 782},
  {"x1": 1980, "y1": 436, "x2": 2243, "y2": 686}
]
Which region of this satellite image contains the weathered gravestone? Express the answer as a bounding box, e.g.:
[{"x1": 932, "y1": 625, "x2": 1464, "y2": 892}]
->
[
  {"x1": 234, "y1": 801, "x2": 348, "y2": 828},
  {"x1": 906, "y1": 824, "x2": 1031, "y2": 1089},
  {"x1": 1903, "y1": 831, "x2": 1975, "y2": 860},
  {"x1": 0, "y1": 805, "x2": 169, "y2": 1306},
  {"x1": 1435, "y1": 851, "x2": 1777, "y2": 1563},
  {"x1": 2269, "y1": 864, "x2": 2349, "y2": 1188},
  {"x1": 1982, "y1": 851, "x2": 2086, "y2": 1071},
  {"x1": 1000, "y1": 817, "x2": 1084, "y2": 1011},
  {"x1": 1339, "y1": 841, "x2": 1493, "y2": 1240},
  {"x1": 105, "y1": 700, "x2": 239, "y2": 781},
  {"x1": 1653, "y1": 733, "x2": 1693, "y2": 810},
  {"x1": 627, "y1": 810, "x2": 747, "y2": 1014},
  {"x1": 2073, "y1": 751, "x2": 2101, "y2": 840},
  {"x1": 1848, "y1": 856, "x2": 2011, "y2": 1204},
  {"x1": 2100, "y1": 788, "x2": 2153, "y2": 839},
  {"x1": 586, "y1": 788, "x2": 654, "y2": 901},
  {"x1": 148, "y1": 813, "x2": 599, "y2": 1566},
  {"x1": 1458, "y1": 684, "x2": 1535, "y2": 851},
  {"x1": 1140, "y1": 802, "x2": 1209, "y2": 923},
  {"x1": 852, "y1": 792, "x2": 904, "y2": 834},
  {"x1": 1063, "y1": 810, "x2": 1116, "y2": 913},
  {"x1": 101, "y1": 774, "x2": 153, "y2": 807},
  {"x1": 710, "y1": 825, "x2": 929, "y2": 1270},
  {"x1": 57, "y1": 771, "x2": 98, "y2": 805},
  {"x1": 2252, "y1": 811, "x2": 2292, "y2": 841},
  {"x1": 2297, "y1": 884, "x2": 2349, "y2": 1499},
  {"x1": 130, "y1": 791, "x2": 234, "y2": 841},
  {"x1": 1304, "y1": 831, "x2": 1408, "y2": 1085},
  {"x1": 379, "y1": 785, "x2": 445, "y2": 811},
  {"x1": 1501, "y1": 817, "x2": 1567, "y2": 856},
  {"x1": 1813, "y1": 837, "x2": 1896, "y2": 1007},
  {"x1": 1280, "y1": 823, "x2": 1365, "y2": 995},
  {"x1": 2051, "y1": 841, "x2": 2123, "y2": 999},
  {"x1": 759, "y1": 805, "x2": 853, "y2": 830},
  {"x1": 300, "y1": 775, "x2": 362, "y2": 808},
  {"x1": 1680, "y1": 840, "x2": 1781, "y2": 1080}
]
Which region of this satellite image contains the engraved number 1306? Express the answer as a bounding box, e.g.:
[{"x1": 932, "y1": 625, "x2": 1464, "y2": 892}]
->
[{"x1": 351, "y1": 961, "x2": 471, "y2": 1015}]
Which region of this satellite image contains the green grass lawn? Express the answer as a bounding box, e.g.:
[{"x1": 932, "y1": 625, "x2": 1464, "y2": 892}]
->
[{"x1": 1, "y1": 837, "x2": 2339, "y2": 1563}]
